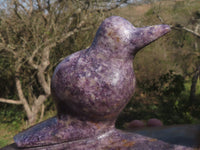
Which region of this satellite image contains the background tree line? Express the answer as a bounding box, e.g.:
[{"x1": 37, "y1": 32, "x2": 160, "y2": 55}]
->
[
  {"x1": 0, "y1": 0, "x2": 199, "y2": 146},
  {"x1": 112, "y1": 0, "x2": 200, "y2": 127},
  {"x1": 0, "y1": 0, "x2": 129, "y2": 125}
]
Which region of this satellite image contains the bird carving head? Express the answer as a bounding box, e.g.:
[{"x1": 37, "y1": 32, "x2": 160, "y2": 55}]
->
[{"x1": 91, "y1": 16, "x2": 170, "y2": 59}]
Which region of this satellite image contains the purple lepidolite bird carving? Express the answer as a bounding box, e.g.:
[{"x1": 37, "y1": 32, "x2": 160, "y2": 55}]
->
[
  {"x1": 51, "y1": 16, "x2": 170, "y2": 121},
  {"x1": 13, "y1": 16, "x2": 176, "y2": 149}
]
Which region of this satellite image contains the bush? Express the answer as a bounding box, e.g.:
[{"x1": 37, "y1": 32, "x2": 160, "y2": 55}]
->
[{"x1": 116, "y1": 70, "x2": 198, "y2": 128}]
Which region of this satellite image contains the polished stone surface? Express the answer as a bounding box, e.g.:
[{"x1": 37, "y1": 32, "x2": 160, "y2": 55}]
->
[
  {"x1": 6, "y1": 16, "x2": 192, "y2": 149},
  {"x1": 2, "y1": 129, "x2": 194, "y2": 150},
  {"x1": 51, "y1": 16, "x2": 170, "y2": 122},
  {"x1": 132, "y1": 124, "x2": 200, "y2": 148}
]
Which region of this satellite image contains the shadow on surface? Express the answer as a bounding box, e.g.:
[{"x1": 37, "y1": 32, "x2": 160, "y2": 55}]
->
[{"x1": 130, "y1": 124, "x2": 200, "y2": 148}]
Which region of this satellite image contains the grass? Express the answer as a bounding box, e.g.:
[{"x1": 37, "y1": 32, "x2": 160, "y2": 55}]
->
[
  {"x1": 0, "y1": 123, "x2": 18, "y2": 148},
  {"x1": 0, "y1": 110, "x2": 56, "y2": 148}
]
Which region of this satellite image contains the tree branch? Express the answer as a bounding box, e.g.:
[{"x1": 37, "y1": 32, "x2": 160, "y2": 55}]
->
[
  {"x1": 29, "y1": 0, "x2": 33, "y2": 15},
  {"x1": 172, "y1": 25, "x2": 200, "y2": 38},
  {"x1": 14, "y1": 0, "x2": 29, "y2": 16},
  {"x1": 31, "y1": 94, "x2": 48, "y2": 122},
  {"x1": 15, "y1": 77, "x2": 32, "y2": 119},
  {"x1": 182, "y1": 26, "x2": 200, "y2": 38},
  {"x1": 0, "y1": 44, "x2": 16, "y2": 56},
  {"x1": 39, "y1": 104, "x2": 45, "y2": 121},
  {"x1": 155, "y1": 10, "x2": 200, "y2": 38},
  {"x1": 90, "y1": 0, "x2": 128, "y2": 13},
  {"x1": 0, "y1": 98, "x2": 22, "y2": 105},
  {"x1": 36, "y1": 0, "x2": 41, "y2": 10}
]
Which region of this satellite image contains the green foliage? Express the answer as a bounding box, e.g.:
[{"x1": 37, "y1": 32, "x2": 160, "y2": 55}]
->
[
  {"x1": 143, "y1": 70, "x2": 185, "y2": 97},
  {"x1": 116, "y1": 70, "x2": 198, "y2": 128},
  {"x1": 0, "y1": 122, "x2": 22, "y2": 148},
  {"x1": 0, "y1": 52, "x2": 15, "y2": 97},
  {"x1": 145, "y1": 7, "x2": 155, "y2": 16},
  {"x1": 0, "y1": 104, "x2": 25, "y2": 126}
]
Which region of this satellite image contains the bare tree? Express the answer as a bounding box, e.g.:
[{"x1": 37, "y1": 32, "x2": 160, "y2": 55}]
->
[
  {"x1": 0, "y1": 0, "x2": 128, "y2": 125},
  {"x1": 150, "y1": 1, "x2": 200, "y2": 104},
  {"x1": 172, "y1": 21, "x2": 200, "y2": 103}
]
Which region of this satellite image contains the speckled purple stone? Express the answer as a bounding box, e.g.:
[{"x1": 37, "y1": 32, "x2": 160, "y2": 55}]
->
[
  {"x1": 51, "y1": 16, "x2": 170, "y2": 121},
  {"x1": 12, "y1": 16, "x2": 178, "y2": 149},
  {"x1": 7, "y1": 129, "x2": 193, "y2": 150}
]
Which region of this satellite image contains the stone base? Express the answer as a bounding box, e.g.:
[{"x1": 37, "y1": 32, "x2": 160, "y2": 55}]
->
[{"x1": 1, "y1": 129, "x2": 193, "y2": 150}]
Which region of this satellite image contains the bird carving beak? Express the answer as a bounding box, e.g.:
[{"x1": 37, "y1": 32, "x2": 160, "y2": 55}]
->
[{"x1": 132, "y1": 24, "x2": 171, "y2": 55}]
